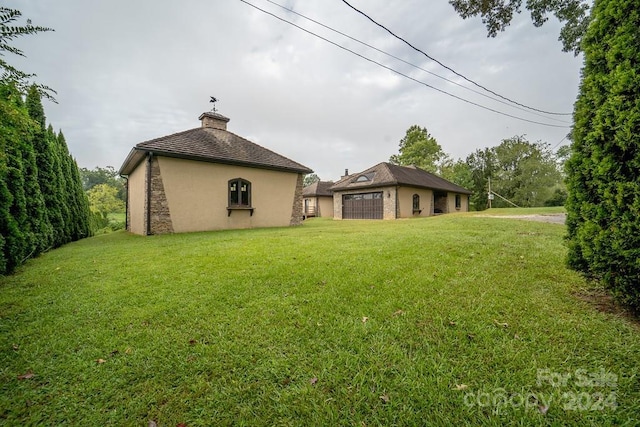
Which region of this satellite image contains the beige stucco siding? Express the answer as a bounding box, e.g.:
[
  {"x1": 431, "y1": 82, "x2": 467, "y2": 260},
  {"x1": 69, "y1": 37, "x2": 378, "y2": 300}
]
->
[
  {"x1": 303, "y1": 196, "x2": 334, "y2": 218},
  {"x1": 447, "y1": 193, "x2": 469, "y2": 213},
  {"x1": 157, "y1": 157, "x2": 298, "y2": 232},
  {"x1": 127, "y1": 159, "x2": 146, "y2": 235},
  {"x1": 317, "y1": 196, "x2": 334, "y2": 218},
  {"x1": 397, "y1": 187, "x2": 433, "y2": 218}
]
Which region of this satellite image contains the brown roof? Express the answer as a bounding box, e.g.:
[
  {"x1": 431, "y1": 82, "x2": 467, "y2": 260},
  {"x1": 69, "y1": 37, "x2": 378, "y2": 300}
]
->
[
  {"x1": 119, "y1": 125, "x2": 312, "y2": 176},
  {"x1": 302, "y1": 180, "x2": 334, "y2": 197},
  {"x1": 330, "y1": 162, "x2": 472, "y2": 194}
]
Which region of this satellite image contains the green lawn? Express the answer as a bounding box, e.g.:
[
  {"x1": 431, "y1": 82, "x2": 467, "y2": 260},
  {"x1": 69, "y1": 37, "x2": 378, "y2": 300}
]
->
[{"x1": 1, "y1": 212, "x2": 638, "y2": 425}]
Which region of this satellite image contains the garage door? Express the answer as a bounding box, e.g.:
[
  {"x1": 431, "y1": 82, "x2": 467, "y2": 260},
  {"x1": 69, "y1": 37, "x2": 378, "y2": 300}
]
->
[{"x1": 342, "y1": 192, "x2": 383, "y2": 219}]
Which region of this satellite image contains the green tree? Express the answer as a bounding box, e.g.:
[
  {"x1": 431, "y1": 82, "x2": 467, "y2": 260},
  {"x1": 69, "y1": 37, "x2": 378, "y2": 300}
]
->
[
  {"x1": 463, "y1": 137, "x2": 563, "y2": 210},
  {"x1": 465, "y1": 147, "x2": 497, "y2": 210},
  {"x1": 0, "y1": 82, "x2": 28, "y2": 273},
  {"x1": 439, "y1": 157, "x2": 474, "y2": 190},
  {"x1": 47, "y1": 125, "x2": 75, "y2": 246},
  {"x1": 57, "y1": 131, "x2": 87, "y2": 240},
  {"x1": 449, "y1": 0, "x2": 591, "y2": 54},
  {"x1": 556, "y1": 144, "x2": 572, "y2": 168},
  {"x1": 493, "y1": 136, "x2": 561, "y2": 207},
  {"x1": 303, "y1": 173, "x2": 320, "y2": 187},
  {"x1": 4, "y1": 85, "x2": 52, "y2": 257},
  {"x1": 0, "y1": 7, "x2": 55, "y2": 100},
  {"x1": 69, "y1": 158, "x2": 92, "y2": 239},
  {"x1": 389, "y1": 125, "x2": 446, "y2": 173},
  {"x1": 565, "y1": 0, "x2": 640, "y2": 310},
  {"x1": 47, "y1": 124, "x2": 70, "y2": 246},
  {"x1": 79, "y1": 166, "x2": 125, "y2": 202},
  {"x1": 26, "y1": 88, "x2": 65, "y2": 248},
  {"x1": 87, "y1": 184, "x2": 125, "y2": 220}
]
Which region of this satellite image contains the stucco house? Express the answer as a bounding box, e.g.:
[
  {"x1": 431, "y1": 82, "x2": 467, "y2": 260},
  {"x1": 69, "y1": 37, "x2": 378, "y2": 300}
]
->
[
  {"x1": 118, "y1": 111, "x2": 312, "y2": 235},
  {"x1": 302, "y1": 180, "x2": 334, "y2": 218},
  {"x1": 330, "y1": 162, "x2": 472, "y2": 219}
]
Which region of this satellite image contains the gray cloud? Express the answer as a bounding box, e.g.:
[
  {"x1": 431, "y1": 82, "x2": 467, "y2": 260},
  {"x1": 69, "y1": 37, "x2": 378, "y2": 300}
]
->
[{"x1": 6, "y1": 0, "x2": 581, "y2": 180}]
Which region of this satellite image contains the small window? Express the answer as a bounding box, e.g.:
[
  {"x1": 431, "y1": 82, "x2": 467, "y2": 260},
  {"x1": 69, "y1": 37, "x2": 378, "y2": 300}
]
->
[
  {"x1": 354, "y1": 172, "x2": 375, "y2": 183},
  {"x1": 455, "y1": 194, "x2": 461, "y2": 209},
  {"x1": 413, "y1": 194, "x2": 421, "y2": 213},
  {"x1": 229, "y1": 178, "x2": 251, "y2": 207}
]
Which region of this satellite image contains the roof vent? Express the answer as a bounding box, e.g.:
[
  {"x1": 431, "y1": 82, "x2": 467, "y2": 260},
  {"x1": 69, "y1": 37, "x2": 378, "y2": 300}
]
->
[{"x1": 199, "y1": 111, "x2": 230, "y2": 130}]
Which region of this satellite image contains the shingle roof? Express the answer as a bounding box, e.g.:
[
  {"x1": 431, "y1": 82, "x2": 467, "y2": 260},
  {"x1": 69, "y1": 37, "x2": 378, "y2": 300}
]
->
[
  {"x1": 330, "y1": 162, "x2": 472, "y2": 194},
  {"x1": 302, "y1": 181, "x2": 334, "y2": 197},
  {"x1": 119, "y1": 124, "x2": 312, "y2": 175}
]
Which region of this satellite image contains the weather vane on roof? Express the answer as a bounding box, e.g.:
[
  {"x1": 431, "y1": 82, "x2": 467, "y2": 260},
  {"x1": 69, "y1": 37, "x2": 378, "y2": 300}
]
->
[{"x1": 210, "y1": 96, "x2": 218, "y2": 113}]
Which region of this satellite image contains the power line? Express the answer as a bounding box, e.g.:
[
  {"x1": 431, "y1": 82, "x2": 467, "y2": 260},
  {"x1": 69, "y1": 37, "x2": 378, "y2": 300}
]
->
[
  {"x1": 340, "y1": 0, "x2": 573, "y2": 116},
  {"x1": 237, "y1": 0, "x2": 570, "y2": 129},
  {"x1": 263, "y1": 0, "x2": 570, "y2": 125},
  {"x1": 551, "y1": 134, "x2": 569, "y2": 150}
]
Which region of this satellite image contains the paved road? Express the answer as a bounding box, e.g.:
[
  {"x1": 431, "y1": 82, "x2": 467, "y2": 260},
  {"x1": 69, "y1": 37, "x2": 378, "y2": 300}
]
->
[{"x1": 477, "y1": 213, "x2": 566, "y2": 224}]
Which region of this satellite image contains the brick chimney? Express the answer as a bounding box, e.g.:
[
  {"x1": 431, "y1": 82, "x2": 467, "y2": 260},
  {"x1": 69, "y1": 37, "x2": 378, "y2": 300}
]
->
[{"x1": 199, "y1": 111, "x2": 230, "y2": 130}]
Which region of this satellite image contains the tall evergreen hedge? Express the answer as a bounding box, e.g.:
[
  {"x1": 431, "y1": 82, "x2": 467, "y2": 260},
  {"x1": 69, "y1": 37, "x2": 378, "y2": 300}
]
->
[
  {"x1": 566, "y1": 0, "x2": 640, "y2": 310},
  {"x1": 0, "y1": 84, "x2": 30, "y2": 272},
  {"x1": 0, "y1": 83, "x2": 92, "y2": 275}
]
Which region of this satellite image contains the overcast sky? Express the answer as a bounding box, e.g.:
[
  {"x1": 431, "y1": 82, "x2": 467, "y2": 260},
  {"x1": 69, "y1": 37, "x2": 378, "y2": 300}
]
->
[{"x1": 6, "y1": 0, "x2": 582, "y2": 181}]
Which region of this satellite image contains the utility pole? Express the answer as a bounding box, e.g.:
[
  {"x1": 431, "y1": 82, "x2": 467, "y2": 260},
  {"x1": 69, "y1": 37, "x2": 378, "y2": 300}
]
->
[{"x1": 488, "y1": 177, "x2": 492, "y2": 209}]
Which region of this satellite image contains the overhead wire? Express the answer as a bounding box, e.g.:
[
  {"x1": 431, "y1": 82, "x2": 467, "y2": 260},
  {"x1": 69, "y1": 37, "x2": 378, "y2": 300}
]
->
[
  {"x1": 237, "y1": 0, "x2": 570, "y2": 129},
  {"x1": 263, "y1": 0, "x2": 570, "y2": 125},
  {"x1": 340, "y1": 0, "x2": 573, "y2": 116},
  {"x1": 551, "y1": 135, "x2": 569, "y2": 150}
]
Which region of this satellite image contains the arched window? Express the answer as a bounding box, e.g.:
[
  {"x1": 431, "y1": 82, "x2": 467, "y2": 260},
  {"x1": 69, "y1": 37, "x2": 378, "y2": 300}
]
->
[
  {"x1": 413, "y1": 194, "x2": 420, "y2": 212},
  {"x1": 229, "y1": 178, "x2": 251, "y2": 207}
]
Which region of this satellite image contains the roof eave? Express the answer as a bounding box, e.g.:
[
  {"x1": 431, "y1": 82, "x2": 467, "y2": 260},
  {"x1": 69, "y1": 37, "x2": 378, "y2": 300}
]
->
[
  {"x1": 330, "y1": 180, "x2": 398, "y2": 192},
  {"x1": 118, "y1": 148, "x2": 147, "y2": 176},
  {"x1": 129, "y1": 148, "x2": 313, "y2": 175},
  {"x1": 331, "y1": 181, "x2": 472, "y2": 194}
]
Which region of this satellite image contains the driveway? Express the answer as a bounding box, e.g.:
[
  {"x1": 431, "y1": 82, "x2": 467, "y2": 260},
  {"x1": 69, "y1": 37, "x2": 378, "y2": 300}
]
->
[{"x1": 477, "y1": 213, "x2": 566, "y2": 224}]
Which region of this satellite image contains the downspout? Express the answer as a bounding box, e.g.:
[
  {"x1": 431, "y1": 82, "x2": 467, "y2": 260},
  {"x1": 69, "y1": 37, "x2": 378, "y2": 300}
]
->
[
  {"x1": 146, "y1": 152, "x2": 153, "y2": 236},
  {"x1": 123, "y1": 176, "x2": 129, "y2": 231}
]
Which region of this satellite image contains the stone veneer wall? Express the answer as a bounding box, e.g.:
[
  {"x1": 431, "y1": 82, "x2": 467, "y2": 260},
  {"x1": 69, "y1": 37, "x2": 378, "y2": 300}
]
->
[
  {"x1": 383, "y1": 186, "x2": 397, "y2": 220},
  {"x1": 289, "y1": 173, "x2": 304, "y2": 226},
  {"x1": 149, "y1": 156, "x2": 174, "y2": 234}
]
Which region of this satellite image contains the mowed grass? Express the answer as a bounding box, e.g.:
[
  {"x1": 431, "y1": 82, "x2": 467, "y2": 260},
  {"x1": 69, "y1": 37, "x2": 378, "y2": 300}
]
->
[{"x1": 1, "y1": 212, "x2": 638, "y2": 426}]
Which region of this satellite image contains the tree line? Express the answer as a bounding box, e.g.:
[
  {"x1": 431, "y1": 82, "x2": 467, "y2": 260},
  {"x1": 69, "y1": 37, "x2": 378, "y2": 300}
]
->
[
  {"x1": 1, "y1": 83, "x2": 92, "y2": 275},
  {"x1": 389, "y1": 125, "x2": 567, "y2": 210},
  {"x1": 80, "y1": 166, "x2": 126, "y2": 232}
]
